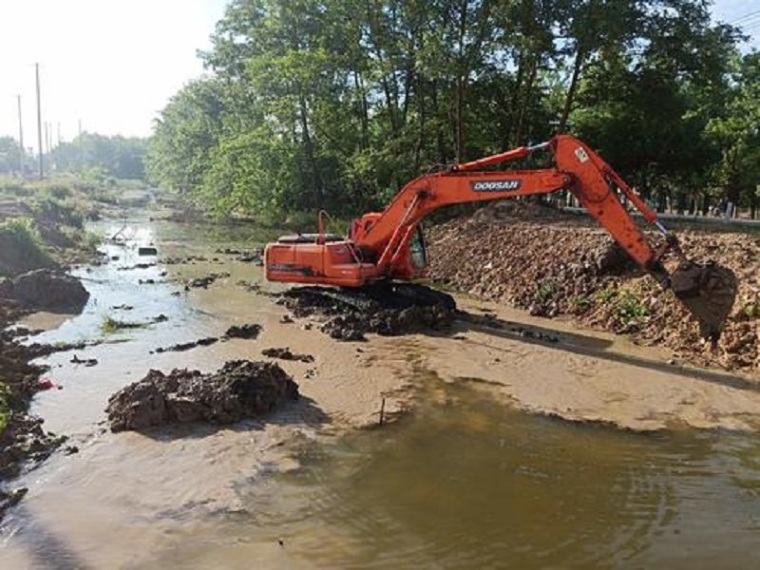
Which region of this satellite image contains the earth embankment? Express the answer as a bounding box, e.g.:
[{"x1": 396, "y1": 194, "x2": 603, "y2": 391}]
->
[{"x1": 427, "y1": 202, "x2": 759, "y2": 374}]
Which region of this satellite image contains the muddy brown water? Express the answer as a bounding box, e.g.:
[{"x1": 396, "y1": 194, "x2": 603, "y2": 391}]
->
[{"x1": 2, "y1": 217, "x2": 760, "y2": 569}]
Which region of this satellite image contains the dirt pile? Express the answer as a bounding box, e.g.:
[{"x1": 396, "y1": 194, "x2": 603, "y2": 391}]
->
[
  {"x1": 106, "y1": 360, "x2": 299, "y2": 432},
  {"x1": 262, "y1": 347, "x2": 315, "y2": 363},
  {"x1": 277, "y1": 283, "x2": 456, "y2": 341},
  {"x1": 427, "y1": 202, "x2": 760, "y2": 372},
  {"x1": 0, "y1": 269, "x2": 90, "y2": 312}
]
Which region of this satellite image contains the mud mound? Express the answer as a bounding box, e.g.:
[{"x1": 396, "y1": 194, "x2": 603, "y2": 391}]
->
[
  {"x1": 278, "y1": 283, "x2": 456, "y2": 341},
  {"x1": 0, "y1": 269, "x2": 89, "y2": 313},
  {"x1": 427, "y1": 206, "x2": 760, "y2": 373},
  {"x1": 262, "y1": 347, "x2": 315, "y2": 363},
  {"x1": 106, "y1": 360, "x2": 299, "y2": 432},
  {"x1": 225, "y1": 323, "x2": 261, "y2": 339}
]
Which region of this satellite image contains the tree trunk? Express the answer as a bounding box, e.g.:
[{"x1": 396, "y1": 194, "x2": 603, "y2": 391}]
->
[
  {"x1": 298, "y1": 93, "x2": 323, "y2": 207},
  {"x1": 558, "y1": 46, "x2": 586, "y2": 133}
]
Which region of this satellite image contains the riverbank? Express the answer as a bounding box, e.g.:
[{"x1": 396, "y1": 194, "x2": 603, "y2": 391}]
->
[
  {"x1": 427, "y1": 200, "x2": 760, "y2": 375},
  {"x1": 0, "y1": 179, "x2": 113, "y2": 512}
]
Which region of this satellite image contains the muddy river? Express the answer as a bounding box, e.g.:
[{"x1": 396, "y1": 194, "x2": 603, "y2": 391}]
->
[{"x1": 2, "y1": 217, "x2": 760, "y2": 569}]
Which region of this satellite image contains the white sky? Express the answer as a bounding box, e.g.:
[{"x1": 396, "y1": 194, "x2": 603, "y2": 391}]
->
[{"x1": 0, "y1": 0, "x2": 757, "y2": 151}]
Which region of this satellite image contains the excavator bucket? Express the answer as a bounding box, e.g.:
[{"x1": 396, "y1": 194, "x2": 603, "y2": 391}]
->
[{"x1": 670, "y1": 261, "x2": 738, "y2": 341}]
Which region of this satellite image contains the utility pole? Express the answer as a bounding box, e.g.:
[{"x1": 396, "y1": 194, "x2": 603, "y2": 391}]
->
[
  {"x1": 78, "y1": 119, "x2": 83, "y2": 167},
  {"x1": 35, "y1": 62, "x2": 43, "y2": 179},
  {"x1": 17, "y1": 95, "x2": 24, "y2": 174}
]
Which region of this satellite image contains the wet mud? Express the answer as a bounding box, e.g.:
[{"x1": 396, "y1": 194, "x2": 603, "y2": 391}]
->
[
  {"x1": 152, "y1": 323, "x2": 261, "y2": 353},
  {"x1": 278, "y1": 283, "x2": 456, "y2": 341},
  {"x1": 105, "y1": 360, "x2": 299, "y2": 432},
  {"x1": 0, "y1": 270, "x2": 92, "y2": 517},
  {"x1": 262, "y1": 347, "x2": 315, "y2": 363}
]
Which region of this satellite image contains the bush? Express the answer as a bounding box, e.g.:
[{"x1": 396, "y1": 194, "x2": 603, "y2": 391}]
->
[
  {"x1": 0, "y1": 218, "x2": 53, "y2": 277},
  {"x1": 613, "y1": 291, "x2": 650, "y2": 328}
]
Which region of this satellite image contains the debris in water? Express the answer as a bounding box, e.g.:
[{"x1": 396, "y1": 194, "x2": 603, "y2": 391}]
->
[
  {"x1": 186, "y1": 272, "x2": 230, "y2": 289},
  {"x1": 105, "y1": 360, "x2": 299, "y2": 432},
  {"x1": 138, "y1": 246, "x2": 158, "y2": 256},
  {"x1": 225, "y1": 323, "x2": 262, "y2": 340},
  {"x1": 154, "y1": 337, "x2": 218, "y2": 353},
  {"x1": 262, "y1": 347, "x2": 315, "y2": 363},
  {"x1": 70, "y1": 355, "x2": 98, "y2": 367}
]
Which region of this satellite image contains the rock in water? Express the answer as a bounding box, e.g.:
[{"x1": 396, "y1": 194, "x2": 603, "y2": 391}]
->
[
  {"x1": 0, "y1": 269, "x2": 89, "y2": 313},
  {"x1": 106, "y1": 360, "x2": 299, "y2": 432}
]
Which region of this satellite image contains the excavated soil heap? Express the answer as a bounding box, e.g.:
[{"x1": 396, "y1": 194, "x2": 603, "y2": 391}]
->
[
  {"x1": 427, "y1": 201, "x2": 760, "y2": 373},
  {"x1": 106, "y1": 360, "x2": 299, "y2": 432},
  {"x1": 277, "y1": 283, "x2": 456, "y2": 341},
  {"x1": 0, "y1": 269, "x2": 89, "y2": 312}
]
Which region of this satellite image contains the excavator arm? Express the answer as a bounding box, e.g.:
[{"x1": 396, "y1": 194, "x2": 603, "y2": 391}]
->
[
  {"x1": 265, "y1": 134, "x2": 737, "y2": 339},
  {"x1": 352, "y1": 135, "x2": 670, "y2": 283}
]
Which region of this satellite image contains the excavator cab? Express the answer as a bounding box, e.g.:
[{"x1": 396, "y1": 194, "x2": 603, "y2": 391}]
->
[{"x1": 409, "y1": 226, "x2": 428, "y2": 270}]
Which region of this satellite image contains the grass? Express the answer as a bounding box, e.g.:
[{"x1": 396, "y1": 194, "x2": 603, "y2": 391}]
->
[
  {"x1": 613, "y1": 291, "x2": 650, "y2": 327},
  {"x1": 742, "y1": 302, "x2": 759, "y2": 319},
  {"x1": 568, "y1": 295, "x2": 592, "y2": 312},
  {"x1": 0, "y1": 217, "x2": 54, "y2": 277},
  {"x1": 535, "y1": 279, "x2": 558, "y2": 302},
  {"x1": 596, "y1": 286, "x2": 618, "y2": 303},
  {"x1": 101, "y1": 316, "x2": 145, "y2": 334},
  {"x1": 0, "y1": 381, "x2": 10, "y2": 434}
]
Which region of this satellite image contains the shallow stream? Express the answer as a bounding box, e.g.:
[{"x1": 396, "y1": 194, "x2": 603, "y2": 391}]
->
[{"x1": 2, "y1": 218, "x2": 760, "y2": 569}]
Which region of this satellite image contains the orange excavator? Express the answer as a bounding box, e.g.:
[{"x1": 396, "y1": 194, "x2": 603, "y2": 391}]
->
[{"x1": 265, "y1": 134, "x2": 737, "y2": 339}]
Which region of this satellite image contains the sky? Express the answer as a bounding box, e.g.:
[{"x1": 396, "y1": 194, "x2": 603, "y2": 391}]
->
[{"x1": 0, "y1": 0, "x2": 757, "y2": 150}]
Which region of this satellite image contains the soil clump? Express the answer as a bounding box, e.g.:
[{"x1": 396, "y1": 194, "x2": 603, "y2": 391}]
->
[
  {"x1": 105, "y1": 360, "x2": 299, "y2": 432},
  {"x1": 262, "y1": 347, "x2": 315, "y2": 363},
  {"x1": 225, "y1": 323, "x2": 262, "y2": 339},
  {"x1": 426, "y1": 201, "x2": 760, "y2": 373},
  {"x1": 277, "y1": 283, "x2": 456, "y2": 341},
  {"x1": 0, "y1": 269, "x2": 89, "y2": 313},
  {"x1": 153, "y1": 324, "x2": 261, "y2": 353}
]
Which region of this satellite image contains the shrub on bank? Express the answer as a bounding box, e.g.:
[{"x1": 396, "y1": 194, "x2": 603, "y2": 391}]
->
[{"x1": 0, "y1": 218, "x2": 53, "y2": 277}]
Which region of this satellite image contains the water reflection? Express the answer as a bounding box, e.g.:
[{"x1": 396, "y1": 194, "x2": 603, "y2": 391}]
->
[{"x1": 187, "y1": 383, "x2": 760, "y2": 569}]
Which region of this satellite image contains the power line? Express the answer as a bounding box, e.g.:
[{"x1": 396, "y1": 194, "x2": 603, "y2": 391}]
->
[
  {"x1": 730, "y1": 9, "x2": 760, "y2": 25},
  {"x1": 736, "y1": 14, "x2": 760, "y2": 27}
]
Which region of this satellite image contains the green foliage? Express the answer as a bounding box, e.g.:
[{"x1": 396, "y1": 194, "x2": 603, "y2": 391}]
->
[
  {"x1": 596, "y1": 287, "x2": 618, "y2": 304},
  {"x1": 535, "y1": 279, "x2": 558, "y2": 302},
  {"x1": 0, "y1": 218, "x2": 52, "y2": 277},
  {"x1": 613, "y1": 291, "x2": 650, "y2": 327},
  {"x1": 147, "y1": 0, "x2": 760, "y2": 220},
  {"x1": 51, "y1": 134, "x2": 149, "y2": 180},
  {"x1": 0, "y1": 381, "x2": 10, "y2": 434},
  {"x1": 568, "y1": 295, "x2": 592, "y2": 313},
  {"x1": 101, "y1": 316, "x2": 144, "y2": 334},
  {"x1": 742, "y1": 302, "x2": 759, "y2": 319}
]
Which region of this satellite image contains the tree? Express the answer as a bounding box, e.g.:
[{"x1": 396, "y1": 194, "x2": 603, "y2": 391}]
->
[
  {"x1": 52, "y1": 134, "x2": 149, "y2": 180},
  {"x1": 0, "y1": 137, "x2": 23, "y2": 174}
]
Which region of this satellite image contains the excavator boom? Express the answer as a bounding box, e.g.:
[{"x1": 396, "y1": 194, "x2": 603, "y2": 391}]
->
[{"x1": 265, "y1": 134, "x2": 737, "y2": 339}]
